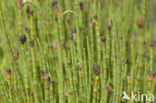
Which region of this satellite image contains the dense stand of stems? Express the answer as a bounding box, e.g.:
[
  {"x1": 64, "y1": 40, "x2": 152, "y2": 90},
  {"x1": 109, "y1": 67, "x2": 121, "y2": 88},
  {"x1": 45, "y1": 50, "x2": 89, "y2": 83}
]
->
[{"x1": 0, "y1": 0, "x2": 155, "y2": 103}]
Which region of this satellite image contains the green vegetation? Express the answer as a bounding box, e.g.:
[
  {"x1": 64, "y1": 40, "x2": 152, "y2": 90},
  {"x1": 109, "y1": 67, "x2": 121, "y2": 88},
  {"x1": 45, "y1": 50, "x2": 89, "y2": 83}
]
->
[{"x1": 0, "y1": 0, "x2": 155, "y2": 103}]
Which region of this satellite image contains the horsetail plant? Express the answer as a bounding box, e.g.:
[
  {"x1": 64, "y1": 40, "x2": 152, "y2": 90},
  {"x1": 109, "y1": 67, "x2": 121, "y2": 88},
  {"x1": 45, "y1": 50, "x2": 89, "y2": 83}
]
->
[{"x1": 0, "y1": 0, "x2": 155, "y2": 103}]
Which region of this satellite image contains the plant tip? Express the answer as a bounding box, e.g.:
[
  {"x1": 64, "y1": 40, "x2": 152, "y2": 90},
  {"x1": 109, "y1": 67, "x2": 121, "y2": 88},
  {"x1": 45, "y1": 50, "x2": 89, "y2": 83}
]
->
[
  {"x1": 26, "y1": 6, "x2": 33, "y2": 15},
  {"x1": 137, "y1": 16, "x2": 144, "y2": 28},
  {"x1": 51, "y1": 0, "x2": 58, "y2": 7},
  {"x1": 93, "y1": 63, "x2": 100, "y2": 75},
  {"x1": 79, "y1": 2, "x2": 84, "y2": 10},
  {"x1": 20, "y1": 34, "x2": 26, "y2": 44},
  {"x1": 13, "y1": 49, "x2": 19, "y2": 60},
  {"x1": 101, "y1": 35, "x2": 106, "y2": 42},
  {"x1": 107, "y1": 23, "x2": 112, "y2": 31},
  {"x1": 72, "y1": 27, "x2": 77, "y2": 34},
  {"x1": 6, "y1": 68, "x2": 11, "y2": 75},
  {"x1": 29, "y1": 38, "x2": 34, "y2": 47}
]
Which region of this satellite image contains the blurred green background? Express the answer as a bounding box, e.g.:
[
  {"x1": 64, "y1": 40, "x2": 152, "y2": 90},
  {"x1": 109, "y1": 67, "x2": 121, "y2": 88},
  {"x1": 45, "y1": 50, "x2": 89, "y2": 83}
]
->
[
  {"x1": 150, "y1": 0, "x2": 156, "y2": 37},
  {"x1": 150, "y1": 0, "x2": 156, "y2": 23}
]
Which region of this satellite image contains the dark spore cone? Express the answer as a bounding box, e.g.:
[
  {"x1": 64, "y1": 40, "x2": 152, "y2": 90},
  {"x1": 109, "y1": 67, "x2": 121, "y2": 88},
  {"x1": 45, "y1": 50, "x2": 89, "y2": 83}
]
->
[
  {"x1": 26, "y1": 6, "x2": 33, "y2": 14},
  {"x1": 30, "y1": 91, "x2": 34, "y2": 96},
  {"x1": 149, "y1": 71, "x2": 155, "y2": 81},
  {"x1": 29, "y1": 38, "x2": 34, "y2": 47},
  {"x1": 62, "y1": 42, "x2": 66, "y2": 49},
  {"x1": 40, "y1": 70, "x2": 48, "y2": 80},
  {"x1": 17, "y1": 0, "x2": 24, "y2": 7},
  {"x1": 119, "y1": 35, "x2": 123, "y2": 40},
  {"x1": 125, "y1": 58, "x2": 129, "y2": 64},
  {"x1": 107, "y1": 23, "x2": 112, "y2": 31},
  {"x1": 150, "y1": 40, "x2": 156, "y2": 47},
  {"x1": 20, "y1": 34, "x2": 26, "y2": 44},
  {"x1": 25, "y1": 26, "x2": 30, "y2": 33},
  {"x1": 6, "y1": 68, "x2": 11, "y2": 75},
  {"x1": 94, "y1": 15, "x2": 98, "y2": 21},
  {"x1": 93, "y1": 63, "x2": 100, "y2": 75},
  {"x1": 89, "y1": 19, "x2": 93, "y2": 25},
  {"x1": 79, "y1": 2, "x2": 84, "y2": 10},
  {"x1": 51, "y1": 0, "x2": 58, "y2": 7},
  {"x1": 101, "y1": 35, "x2": 106, "y2": 42},
  {"x1": 137, "y1": 16, "x2": 144, "y2": 28},
  {"x1": 71, "y1": 27, "x2": 77, "y2": 34},
  {"x1": 40, "y1": 70, "x2": 46, "y2": 76},
  {"x1": 14, "y1": 49, "x2": 19, "y2": 60}
]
